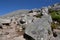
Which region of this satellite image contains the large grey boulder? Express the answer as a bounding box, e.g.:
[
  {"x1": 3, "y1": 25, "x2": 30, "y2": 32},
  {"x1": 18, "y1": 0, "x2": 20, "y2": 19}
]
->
[{"x1": 25, "y1": 8, "x2": 52, "y2": 40}]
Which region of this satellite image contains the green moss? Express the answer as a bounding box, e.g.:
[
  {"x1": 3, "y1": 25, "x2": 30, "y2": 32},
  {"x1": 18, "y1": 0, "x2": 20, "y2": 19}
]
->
[{"x1": 49, "y1": 9, "x2": 60, "y2": 22}]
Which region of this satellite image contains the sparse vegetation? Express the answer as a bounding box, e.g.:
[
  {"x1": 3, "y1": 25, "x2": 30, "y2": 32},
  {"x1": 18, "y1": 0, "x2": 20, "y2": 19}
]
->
[
  {"x1": 51, "y1": 22, "x2": 57, "y2": 29},
  {"x1": 49, "y1": 9, "x2": 60, "y2": 23},
  {"x1": 51, "y1": 22, "x2": 60, "y2": 32},
  {"x1": 49, "y1": 9, "x2": 60, "y2": 31}
]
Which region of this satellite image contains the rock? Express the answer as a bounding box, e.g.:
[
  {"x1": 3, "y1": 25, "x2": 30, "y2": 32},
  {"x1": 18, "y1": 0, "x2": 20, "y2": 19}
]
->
[
  {"x1": 25, "y1": 7, "x2": 52, "y2": 40},
  {"x1": 0, "y1": 3, "x2": 60, "y2": 40},
  {"x1": 13, "y1": 36, "x2": 26, "y2": 40}
]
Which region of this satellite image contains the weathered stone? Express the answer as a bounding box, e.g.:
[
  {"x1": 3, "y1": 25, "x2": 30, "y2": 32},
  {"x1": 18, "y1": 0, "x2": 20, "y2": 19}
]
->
[
  {"x1": 25, "y1": 7, "x2": 52, "y2": 40},
  {"x1": 0, "y1": 4, "x2": 60, "y2": 40}
]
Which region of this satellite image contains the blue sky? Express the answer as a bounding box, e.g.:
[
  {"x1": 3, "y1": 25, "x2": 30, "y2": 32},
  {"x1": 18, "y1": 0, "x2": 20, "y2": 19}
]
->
[{"x1": 0, "y1": 0, "x2": 60, "y2": 15}]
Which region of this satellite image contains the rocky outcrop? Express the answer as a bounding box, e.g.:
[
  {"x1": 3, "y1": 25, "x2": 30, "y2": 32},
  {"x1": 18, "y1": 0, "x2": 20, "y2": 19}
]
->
[
  {"x1": 25, "y1": 7, "x2": 52, "y2": 40},
  {"x1": 0, "y1": 3, "x2": 60, "y2": 40}
]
